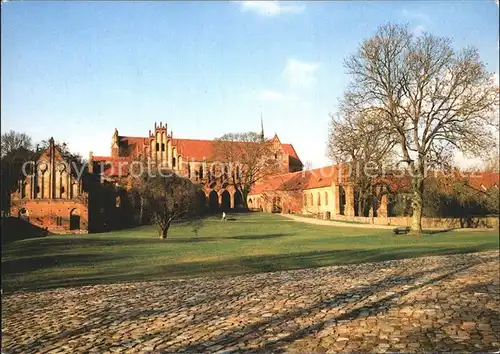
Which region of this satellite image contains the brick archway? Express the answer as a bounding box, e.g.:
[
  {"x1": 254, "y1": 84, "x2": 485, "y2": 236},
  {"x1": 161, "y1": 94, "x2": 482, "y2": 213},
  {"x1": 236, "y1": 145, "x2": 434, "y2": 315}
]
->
[
  {"x1": 208, "y1": 190, "x2": 219, "y2": 213},
  {"x1": 70, "y1": 208, "x2": 81, "y2": 230},
  {"x1": 220, "y1": 190, "x2": 231, "y2": 212},
  {"x1": 18, "y1": 208, "x2": 30, "y2": 222},
  {"x1": 338, "y1": 186, "x2": 346, "y2": 216},
  {"x1": 234, "y1": 190, "x2": 244, "y2": 210}
]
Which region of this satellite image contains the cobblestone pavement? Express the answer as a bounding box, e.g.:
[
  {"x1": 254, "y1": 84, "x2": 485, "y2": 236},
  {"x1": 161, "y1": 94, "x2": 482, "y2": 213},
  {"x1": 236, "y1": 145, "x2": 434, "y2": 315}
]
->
[{"x1": 2, "y1": 251, "x2": 499, "y2": 353}]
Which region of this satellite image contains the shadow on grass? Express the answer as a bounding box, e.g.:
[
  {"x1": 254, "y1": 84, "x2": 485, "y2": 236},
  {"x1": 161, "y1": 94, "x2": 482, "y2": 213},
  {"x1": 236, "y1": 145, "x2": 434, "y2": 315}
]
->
[
  {"x1": 2, "y1": 242, "x2": 496, "y2": 293},
  {"x1": 166, "y1": 233, "x2": 293, "y2": 243},
  {"x1": 2, "y1": 253, "x2": 128, "y2": 275},
  {"x1": 1, "y1": 217, "x2": 53, "y2": 245}
]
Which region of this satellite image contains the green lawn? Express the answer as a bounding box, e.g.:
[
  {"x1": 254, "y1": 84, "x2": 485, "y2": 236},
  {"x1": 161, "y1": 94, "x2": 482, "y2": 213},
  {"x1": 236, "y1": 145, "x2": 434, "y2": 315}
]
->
[{"x1": 2, "y1": 213, "x2": 498, "y2": 293}]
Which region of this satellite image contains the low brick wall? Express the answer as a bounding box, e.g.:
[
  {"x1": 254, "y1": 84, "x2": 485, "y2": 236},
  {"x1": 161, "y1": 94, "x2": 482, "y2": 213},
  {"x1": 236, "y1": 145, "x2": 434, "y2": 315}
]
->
[{"x1": 332, "y1": 215, "x2": 499, "y2": 229}]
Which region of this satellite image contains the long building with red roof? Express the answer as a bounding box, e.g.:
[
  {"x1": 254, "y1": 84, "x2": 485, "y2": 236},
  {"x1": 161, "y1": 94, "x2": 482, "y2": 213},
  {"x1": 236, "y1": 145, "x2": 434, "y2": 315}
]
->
[
  {"x1": 9, "y1": 121, "x2": 498, "y2": 234},
  {"x1": 89, "y1": 122, "x2": 304, "y2": 212}
]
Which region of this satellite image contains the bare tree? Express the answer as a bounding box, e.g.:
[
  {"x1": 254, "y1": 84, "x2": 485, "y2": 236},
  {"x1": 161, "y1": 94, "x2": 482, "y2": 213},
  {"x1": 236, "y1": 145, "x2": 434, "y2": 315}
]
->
[
  {"x1": 213, "y1": 132, "x2": 281, "y2": 208},
  {"x1": 39, "y1": 139, "x2": 85, "y2": 165},
  {"x1": 341, "y1": 23, "x2": 499, "y2": 233},
  {"x1": 1, "y1": 131, "x2": 34, "y2": 215},
  {"x1": 482, "y1": 153, "x2": 500, "y2": 172},
  {"x1": 134, "y1": 167, "x2": 200, "y2": 239},
  {"x1": 303, "y1": 160, "x2": 313, "y2": 171},
  {"x1": 1, "y1": 131, "x2": 32, "y2": 158},
  {"x1": 328, "y1": 110, "x2": 396, "y2": 216}
]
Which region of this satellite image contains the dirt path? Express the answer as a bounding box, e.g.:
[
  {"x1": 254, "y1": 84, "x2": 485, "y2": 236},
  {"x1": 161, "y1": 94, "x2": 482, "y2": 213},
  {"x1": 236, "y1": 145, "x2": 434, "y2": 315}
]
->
[{"x1": 281, "y1": 213, "x2": 395, "y2": 229}]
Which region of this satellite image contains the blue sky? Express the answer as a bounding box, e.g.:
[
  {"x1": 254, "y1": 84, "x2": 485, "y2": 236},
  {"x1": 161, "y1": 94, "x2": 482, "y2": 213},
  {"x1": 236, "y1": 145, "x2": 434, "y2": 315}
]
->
[{"x1": 2, "y1": 1, "x2": 498, "y2": 167}]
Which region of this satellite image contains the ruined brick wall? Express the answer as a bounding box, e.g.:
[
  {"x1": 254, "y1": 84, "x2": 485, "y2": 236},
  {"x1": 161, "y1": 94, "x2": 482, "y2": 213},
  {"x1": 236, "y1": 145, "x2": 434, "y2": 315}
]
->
[
  {"x1": 248, "y1": 190, "x2": 302, "y2": 214},
  {"x1": 10, "y1": 199, "x2": 89, "y2": 234}
]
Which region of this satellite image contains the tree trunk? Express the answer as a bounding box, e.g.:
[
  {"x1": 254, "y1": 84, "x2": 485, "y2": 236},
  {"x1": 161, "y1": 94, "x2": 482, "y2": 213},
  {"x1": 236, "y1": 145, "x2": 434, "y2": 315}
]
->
[
  {"x1": 159, "y1": 219, "x2": 172, "y2": 239},
  {"x1": 357, "y1": 198, "x2": 363, "y2": 217},
  {"x1": 411, "y1": 177, "x2": 424, "y2": 235},
  {"x1": 139, "y1": 197, "x2": 144, "y2": 225},
  {"x1": 159, "y1": 226, "x2": 168, "y2": 239},
  {"x1": 241, "y1": 186, "x2": 250, "y2": 209}
]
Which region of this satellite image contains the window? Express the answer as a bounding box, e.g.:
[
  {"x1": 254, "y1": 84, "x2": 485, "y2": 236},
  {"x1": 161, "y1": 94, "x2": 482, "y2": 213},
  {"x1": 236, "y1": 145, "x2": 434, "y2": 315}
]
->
[
  {"x1": 156, "y1": 143, "x2": 160, "y2": 151},
  {"x1": 56, "y1": 217, "x2": 63, "y2": 226},
  {"x1": 172, "y1": 157, "x2": 176, "y2": 168},
  {"x1": 199, "y1": 165, "x2": 204, "y2": 180},
  {"x1": 317, "y1": 192, "x2": 321, "y2": 206},
  {"x1": 304, "y1": 195, "x2": 307, "y2": 206},
  {"x1": 325, "y1": 192, "x2": 328, "y2": 205},
  {"x1": 161, "y1": 143, "x2": 165, "y2": 152},
  {"x1": 309, "y1": 193, "x2": 313, "y2": 205},
  {"x1": 213, "y1": 165, "x2": 217, "y2": 179}
]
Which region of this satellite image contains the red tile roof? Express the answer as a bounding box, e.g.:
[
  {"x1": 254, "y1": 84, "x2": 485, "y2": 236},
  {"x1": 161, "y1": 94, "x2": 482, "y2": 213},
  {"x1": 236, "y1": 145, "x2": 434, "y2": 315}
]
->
[
  {"x1": 92, "y1": 156, "x2": 129, "y2": 162},
  {"x1": 282, "y1": 144, "x2": 300, "y2": 160},
  {"x1": 114, "y1": 136, "x2": 302, "y2": 164},
  {"x1": 172, "y1": 139, "x2": 215, "y2": 161},
  {"x1": 249, "y1": 164, "x2": 351, "y2": 195},
  {"x1": 91, "y1": 156, "x2": 130, "y2": 177},
  {"x1": 463, "y1": 171, "x2": 499, "y2": 191}
]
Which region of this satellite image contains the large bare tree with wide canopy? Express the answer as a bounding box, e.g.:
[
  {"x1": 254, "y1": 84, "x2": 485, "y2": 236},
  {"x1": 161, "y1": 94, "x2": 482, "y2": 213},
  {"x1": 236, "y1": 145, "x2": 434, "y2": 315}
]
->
[
  {"x1": 213, "y1": 132, "x2": 280, "y2": 209},
  {"x1": 338, "y1": 23, "x2": 499, "y2": 233}
]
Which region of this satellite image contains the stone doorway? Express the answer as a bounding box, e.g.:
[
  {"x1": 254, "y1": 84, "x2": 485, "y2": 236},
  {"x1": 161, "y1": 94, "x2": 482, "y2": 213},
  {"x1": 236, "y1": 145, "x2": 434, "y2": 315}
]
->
[{"x1": 70, "y1": 209, "x2": 80, "y2": 230}]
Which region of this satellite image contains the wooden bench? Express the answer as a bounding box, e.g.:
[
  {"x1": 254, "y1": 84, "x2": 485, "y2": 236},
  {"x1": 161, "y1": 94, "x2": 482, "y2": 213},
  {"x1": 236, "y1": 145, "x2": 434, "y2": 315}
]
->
[{"x1": 393, "y1": 226, "x2": 411, "y2": 235}]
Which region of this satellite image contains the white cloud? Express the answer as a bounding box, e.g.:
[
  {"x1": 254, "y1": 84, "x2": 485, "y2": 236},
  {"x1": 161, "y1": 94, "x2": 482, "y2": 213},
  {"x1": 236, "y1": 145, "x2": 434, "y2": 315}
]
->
[
  {"x1": 401, "y1": 9, "x2": 431, "y2": 37},
  {"x1": 260, "y1": 90, "x2": 286, "y2": 101},
  {"x1": 401, "y1": 9, "x2": 431, "y2": 23},
  {"x1": 411, "y1": 24, "x2": 426, "y2": 37},
  {"x1": 283, "y1": 58, "x2": 319, "y2": 89},
  {"x1": 239, "y1": 1, "x2": 305, "y2": 17}
]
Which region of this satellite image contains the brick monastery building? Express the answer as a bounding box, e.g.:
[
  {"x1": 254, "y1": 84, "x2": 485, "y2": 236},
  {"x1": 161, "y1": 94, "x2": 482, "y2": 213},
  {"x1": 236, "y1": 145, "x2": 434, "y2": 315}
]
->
[{"x1": 10, "y1": 122, "x2": 500, "y2": 233}]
